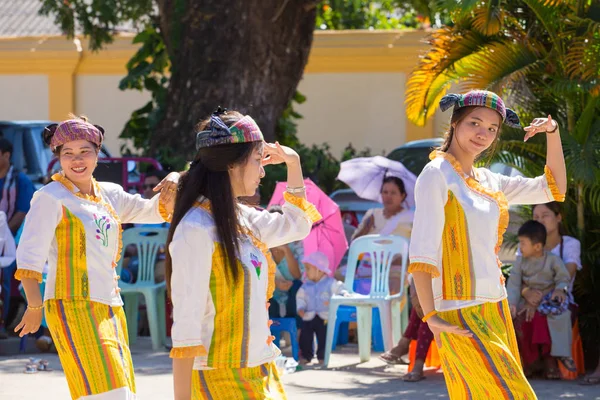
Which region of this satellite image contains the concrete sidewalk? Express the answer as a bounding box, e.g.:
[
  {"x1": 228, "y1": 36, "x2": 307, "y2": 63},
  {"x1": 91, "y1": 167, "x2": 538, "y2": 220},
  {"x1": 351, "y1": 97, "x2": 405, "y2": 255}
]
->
[{"x1": 1, "y1": 338, "x2": 598, "y2": 399}]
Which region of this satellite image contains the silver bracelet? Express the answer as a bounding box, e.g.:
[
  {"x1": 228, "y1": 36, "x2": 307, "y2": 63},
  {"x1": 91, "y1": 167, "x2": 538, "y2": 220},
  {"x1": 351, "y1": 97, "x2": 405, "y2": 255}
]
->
[{"x1": 286, "y1": 186, "x2": 306, "y2": 194}]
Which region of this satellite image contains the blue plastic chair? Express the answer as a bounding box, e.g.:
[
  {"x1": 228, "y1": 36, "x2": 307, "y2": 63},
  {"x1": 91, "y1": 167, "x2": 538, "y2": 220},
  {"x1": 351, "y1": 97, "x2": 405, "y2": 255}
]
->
[
  {"x1": 116, "y1": 227, "x2": 168, "y2": 350},
  {"x1": 270, "y1": 317, "x2": 299, "y2": 361},
  {"x1": 332, "y1": 278, "x2": 386, "y2": 351},
  {"x1": 324, "y1": 234, "x2": 409, "y2": 367}
]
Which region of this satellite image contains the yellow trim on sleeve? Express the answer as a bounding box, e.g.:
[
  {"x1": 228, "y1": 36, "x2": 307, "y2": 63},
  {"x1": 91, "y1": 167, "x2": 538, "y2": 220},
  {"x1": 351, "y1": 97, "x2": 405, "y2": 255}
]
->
[
  {"x1": 544, "y1": 165, "x2": 566, "y2": 202},
  {"x1": 15, "y1": 269, "x2": 43, "y2": 283},
  {"x1": 169, "y1": 344, "x2": 208, "y2": 359},
  {"x1": 408, "y1": 262, "x2": 441, "y2": 278},
  {"x1": 158, "y1": 199, "x2": 172, "y2": 222},
  {"x1": 282, "y1": 192, "x2": 322, "y2": 223}
]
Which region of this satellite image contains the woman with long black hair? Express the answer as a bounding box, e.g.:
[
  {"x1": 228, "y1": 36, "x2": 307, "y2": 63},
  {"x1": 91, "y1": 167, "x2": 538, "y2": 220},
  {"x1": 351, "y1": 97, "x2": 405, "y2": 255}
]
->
[{"x1": 167, "y1": 109, "x2": 320, "y2": 400}]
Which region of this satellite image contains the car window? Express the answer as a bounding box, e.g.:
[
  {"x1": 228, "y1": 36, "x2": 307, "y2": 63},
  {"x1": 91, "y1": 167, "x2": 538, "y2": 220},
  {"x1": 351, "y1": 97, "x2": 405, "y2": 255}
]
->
[
  {"x1": 0, "y1": 127, "x2": 27, "y2": 172},
  {"x1": 386, "y1": 147, "x2": 434, "y2": 176}
]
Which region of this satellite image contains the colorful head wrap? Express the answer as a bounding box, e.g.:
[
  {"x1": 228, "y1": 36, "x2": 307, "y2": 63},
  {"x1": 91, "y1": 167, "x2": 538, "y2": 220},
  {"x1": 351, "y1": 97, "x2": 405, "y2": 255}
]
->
[
  {"x1": 439, "y1": 90, "x2": 521, "y2": 128},
  {"x1": 195, "y1": 113, "x2": 264, "y2": 150},
  {"x1": 46, "y1": 119, "x2": 104, "y2": 151}
]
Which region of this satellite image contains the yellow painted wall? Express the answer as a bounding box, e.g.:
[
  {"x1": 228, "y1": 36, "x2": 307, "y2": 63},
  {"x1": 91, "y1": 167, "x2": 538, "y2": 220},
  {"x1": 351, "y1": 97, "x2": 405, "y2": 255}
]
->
[
  {"x1": 0, "y1": 75, "x2": 48, "y2": 120},
  {"x1": 0, "y1": 31, "x2": 438, "y2": 156}
]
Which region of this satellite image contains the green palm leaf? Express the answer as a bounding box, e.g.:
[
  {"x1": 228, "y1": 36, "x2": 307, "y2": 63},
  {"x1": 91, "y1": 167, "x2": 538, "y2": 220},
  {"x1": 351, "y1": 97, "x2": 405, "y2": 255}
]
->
[{"x1": 405, "y1": 27, "x2": 501, "y2": 126}]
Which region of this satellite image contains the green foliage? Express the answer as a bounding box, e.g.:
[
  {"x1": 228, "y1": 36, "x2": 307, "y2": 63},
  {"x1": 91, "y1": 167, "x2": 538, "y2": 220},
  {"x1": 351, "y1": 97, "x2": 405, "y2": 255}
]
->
[
  {"x1": 38, "y1": 0, "x2": 154, "y2": 51},
  {"x1": 406, "y1": 0, "x2": 600, "y2": 359},
  {"x1": 316, "y1": 0, "x2": 432, "y2": 29},
  {"x1": 118, "y1": 24, "x2": 170, "y2": 157}
]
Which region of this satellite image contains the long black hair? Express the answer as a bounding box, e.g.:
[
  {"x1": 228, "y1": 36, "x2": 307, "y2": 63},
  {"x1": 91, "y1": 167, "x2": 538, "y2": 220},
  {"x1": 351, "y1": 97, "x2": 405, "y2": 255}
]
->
[{"x1": 165, "y1": 111, "x2": 261, "y2": 296}]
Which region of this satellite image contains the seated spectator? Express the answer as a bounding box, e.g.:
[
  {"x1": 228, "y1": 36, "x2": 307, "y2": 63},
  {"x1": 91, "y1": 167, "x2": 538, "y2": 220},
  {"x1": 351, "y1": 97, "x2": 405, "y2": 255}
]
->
[
  {"x1": 267, "y1": 205, "x2": 304, "y2": 327},
  {"x1": 508, "y1": 220, "x2": 575, "y2": 379},
  {"x1": 0, "y1": 138, "x2": 34, "y2": 338},
  {"x1": 335, "y1": 177, "x2": 413, "y2": 294},
  {"x1": 0, "y1": 138, "x2": 35, "y2": 234}
]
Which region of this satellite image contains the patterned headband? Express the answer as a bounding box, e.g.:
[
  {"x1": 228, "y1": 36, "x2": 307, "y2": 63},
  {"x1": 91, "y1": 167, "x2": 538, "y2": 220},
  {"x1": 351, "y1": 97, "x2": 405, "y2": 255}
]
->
[
  {"x1": 48, "y1": 119, "x2": 104, "y2": 151},
  {"x1": 439, "y1": 90, "x2": 521, "y2": 128},
  {"x1": 195, "y1": 114, "x2": 264, "y2": 150}
]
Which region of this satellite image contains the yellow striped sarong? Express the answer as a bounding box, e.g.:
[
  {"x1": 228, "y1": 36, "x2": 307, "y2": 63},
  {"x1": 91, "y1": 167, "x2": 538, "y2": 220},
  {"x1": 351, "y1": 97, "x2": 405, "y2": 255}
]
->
[
  {"x1": 45, "y1": 299, "x2": 136, "y2": 400},
  {"x1": 192, "y1": 362, "x2": 286, "y2": 400},
  {"x1": 437, "y1": 299, "x2": 537, "y2": 400}
]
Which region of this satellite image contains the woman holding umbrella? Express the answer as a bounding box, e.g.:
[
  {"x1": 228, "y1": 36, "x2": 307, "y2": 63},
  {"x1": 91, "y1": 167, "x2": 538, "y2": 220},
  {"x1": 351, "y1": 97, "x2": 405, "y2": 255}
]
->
[{"x1": 334, "y1": 176, "x2": 413, "y2": 293}]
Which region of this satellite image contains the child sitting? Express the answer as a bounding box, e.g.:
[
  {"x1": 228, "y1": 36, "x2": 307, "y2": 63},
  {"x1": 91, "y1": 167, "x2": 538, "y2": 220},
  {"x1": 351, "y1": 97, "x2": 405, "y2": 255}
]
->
[
  {"x1": 507, "y1": 220, "x2": 576, "y2": 374},
  {"x1": 296, "y1": 251, "x2": 348, "y2": 364}
]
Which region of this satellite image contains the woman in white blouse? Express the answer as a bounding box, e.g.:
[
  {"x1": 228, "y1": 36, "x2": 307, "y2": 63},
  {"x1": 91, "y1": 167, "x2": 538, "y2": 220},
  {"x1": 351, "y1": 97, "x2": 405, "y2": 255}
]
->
[
  {"x1": 14, "y1": 116, "x2": 178, "y2": 400},
  {"x1": 166, "y1": 109, "x2": 319, "y2": 400},
  {"x1": 409, "y1": 90, "x2": 566, "y2": 399},
  {"x1": 335, "y1": 176, "x2": 413, "y2": 286}
]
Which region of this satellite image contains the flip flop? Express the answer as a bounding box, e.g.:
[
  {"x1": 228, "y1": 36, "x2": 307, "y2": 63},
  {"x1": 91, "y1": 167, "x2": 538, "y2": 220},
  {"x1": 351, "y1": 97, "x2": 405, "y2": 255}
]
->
[
  {"x1": 579, "y1": 376, "x2": 600, "y2": 386},
  {"x1": 402, "y1": 371, "x2": 426, "y2": 382},
  {"x1": 379, "y1": 352, "x2": 408, "y2": 365},
  {"x1": 558, "y1": 357, "x2": 577, "y2": 372}
]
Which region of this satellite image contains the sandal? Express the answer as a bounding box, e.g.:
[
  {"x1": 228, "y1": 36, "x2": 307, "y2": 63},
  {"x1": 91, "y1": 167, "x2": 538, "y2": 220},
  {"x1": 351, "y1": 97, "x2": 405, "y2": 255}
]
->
[
  {"x1": 558, "y1": 357, "x2": 577, "y2": 372},
  {"x1": 579, "y1": 375, "x2": 600, "y2": 386},
  {"x1": 402, "y1": 371, "x2": 426, "y2": 382},
  {"x1": 379, "y1": 351, "x2": 408, "y2": 365}
]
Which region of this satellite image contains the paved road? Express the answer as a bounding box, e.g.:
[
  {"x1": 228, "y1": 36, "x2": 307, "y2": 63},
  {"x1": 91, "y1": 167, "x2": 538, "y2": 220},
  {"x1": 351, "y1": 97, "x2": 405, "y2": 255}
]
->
[{"x1": 1, "y1": 338, "x2": 598, "y2": 399}]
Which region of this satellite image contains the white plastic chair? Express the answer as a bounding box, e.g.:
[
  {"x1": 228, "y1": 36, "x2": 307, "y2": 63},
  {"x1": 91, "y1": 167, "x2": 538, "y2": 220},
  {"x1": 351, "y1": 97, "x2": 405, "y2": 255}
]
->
[
  {"x1": 116, "y1": 227, "x2": 168, "y2": 350},
  {"x1": 324, "y1": 234, "x2": 409, "y2": 367}
]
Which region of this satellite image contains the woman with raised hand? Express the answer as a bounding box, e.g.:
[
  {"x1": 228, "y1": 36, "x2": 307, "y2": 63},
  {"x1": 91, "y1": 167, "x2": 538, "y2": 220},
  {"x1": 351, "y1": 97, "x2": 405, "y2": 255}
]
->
[
  {"x1": 409, "y1": 90, "x2": 566, "y2": 399},
  {"x1": 167, "y1": 108, "x2": 320, "y2": 400}
]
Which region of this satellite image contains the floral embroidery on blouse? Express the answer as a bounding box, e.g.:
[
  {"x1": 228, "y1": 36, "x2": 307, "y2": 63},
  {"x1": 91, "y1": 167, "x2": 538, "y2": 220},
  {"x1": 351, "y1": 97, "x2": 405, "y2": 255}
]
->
[
  {"x1": 250, "y1": 253, "x2": 262, "y2": 278},
  {"x1": 93, "y1": 213, "x2": 112, "y2": 247}
]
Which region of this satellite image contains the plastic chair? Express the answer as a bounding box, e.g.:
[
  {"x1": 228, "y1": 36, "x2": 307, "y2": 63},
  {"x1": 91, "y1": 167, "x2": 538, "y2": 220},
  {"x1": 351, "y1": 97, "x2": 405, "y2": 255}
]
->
[
  {"x1": 116, "y1": 227, "x2": 168, "y2": 350},
  {"x1": 324, "y1": 234, "x2": 409, "y2": 367},
  {"x1": 332, "y1": 306, "x2": 385, "y2": 351},
  {"x1": 270, "y1": 317, "x2": 299, "y2": 361}
]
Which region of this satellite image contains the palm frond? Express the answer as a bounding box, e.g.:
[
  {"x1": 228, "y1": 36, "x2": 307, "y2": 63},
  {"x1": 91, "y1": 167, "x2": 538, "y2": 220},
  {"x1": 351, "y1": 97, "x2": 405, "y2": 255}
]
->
[
  {"x1": 472, "y1": 2, "x2": 505, "y2": 35},
  {"x1": 435, "y1": 0, "x2": 481, "y2": 14},
  {"x1": 581, "y1": 184, "x2": 600, "y2": 215},
  {"x1": 548, "y1": 78, "x2": 600, "y2": 97},
  {"x1": 452, "y1": 41, "x2": 545, "y2": 89},
  {"x1": 405, "y1": 27, "x2": 501, "y2": 126},
  {"x1": 521, "y1": 0, "x2": 565, "y2": 37},
  {"x1": 565, "y1": 32, "x2": 600, "y2": 83}
]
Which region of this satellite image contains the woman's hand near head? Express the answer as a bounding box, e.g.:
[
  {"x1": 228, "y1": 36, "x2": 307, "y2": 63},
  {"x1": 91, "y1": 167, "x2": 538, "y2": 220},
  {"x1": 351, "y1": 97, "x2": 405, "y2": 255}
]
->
[
  {"x1": 262, "y1": 142, "x2": 300, "y2": 166},
  {"x1": 154, "y1": 171, "x2": 182, "y2": 212}
]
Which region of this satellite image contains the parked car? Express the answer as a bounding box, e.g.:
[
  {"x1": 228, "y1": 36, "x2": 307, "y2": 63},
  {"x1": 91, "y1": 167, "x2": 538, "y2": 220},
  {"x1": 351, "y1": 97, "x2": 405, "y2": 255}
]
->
[
  {"x1": 329, "y1": 188, "x2": 381, "y2": 226},
  {"x1": 386, "y1": 138, "x2": 444, "y2": 176},
  {"x1": 0, "y1": 121, "x2": 112, "y2": 189}
]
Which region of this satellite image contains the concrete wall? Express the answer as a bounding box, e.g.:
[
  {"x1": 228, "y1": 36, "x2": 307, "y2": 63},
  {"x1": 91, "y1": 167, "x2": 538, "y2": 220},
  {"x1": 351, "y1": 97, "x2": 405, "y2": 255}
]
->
[
  {"x1": 296, "y1": 72, "x2": 407, "y2": 157},
  {"x1": 75, "y1": 75, "x2": 151, "y2": 155},
  {"x1": 0, "y1": 75, "x2": 48, "y2": 120}
]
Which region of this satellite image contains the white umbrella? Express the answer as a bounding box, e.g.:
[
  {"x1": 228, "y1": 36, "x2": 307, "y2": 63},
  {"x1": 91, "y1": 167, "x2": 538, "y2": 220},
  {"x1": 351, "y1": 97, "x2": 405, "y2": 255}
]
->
[{"x1": 337, "y1": 156, "x2": 417, "y2": 208}]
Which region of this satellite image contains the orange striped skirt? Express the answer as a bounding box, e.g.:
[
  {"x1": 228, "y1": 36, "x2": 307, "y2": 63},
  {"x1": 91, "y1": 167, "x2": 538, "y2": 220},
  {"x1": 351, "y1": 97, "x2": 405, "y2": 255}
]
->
[
  {"x1": 192, "y1": 362, "x2": 286, "y2": 400},
  {"x1": 45, "y1": 299, "x2": 136, "y2": 399},
  {"x1": 437, "y1": 299, "x2": 537, "y2": 400}
]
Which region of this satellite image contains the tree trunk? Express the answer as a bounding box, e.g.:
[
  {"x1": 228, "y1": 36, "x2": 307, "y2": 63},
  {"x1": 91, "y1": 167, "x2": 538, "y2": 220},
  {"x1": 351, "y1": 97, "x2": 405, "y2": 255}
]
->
[{"x1": 153, "y1": 0, "x2": 318, "y2": 160}]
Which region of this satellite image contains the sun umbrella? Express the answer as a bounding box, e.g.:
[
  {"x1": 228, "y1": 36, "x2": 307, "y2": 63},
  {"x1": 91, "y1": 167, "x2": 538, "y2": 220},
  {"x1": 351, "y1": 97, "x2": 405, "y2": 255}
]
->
[
  {"x1": 268, "y1": 178, "x2": 348, "y2": 276},
  {"x1": 337, "y1": 156, "x2": 417, "y2": 208}
]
